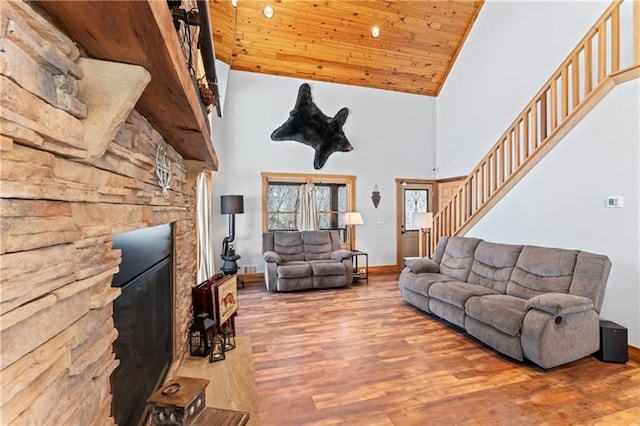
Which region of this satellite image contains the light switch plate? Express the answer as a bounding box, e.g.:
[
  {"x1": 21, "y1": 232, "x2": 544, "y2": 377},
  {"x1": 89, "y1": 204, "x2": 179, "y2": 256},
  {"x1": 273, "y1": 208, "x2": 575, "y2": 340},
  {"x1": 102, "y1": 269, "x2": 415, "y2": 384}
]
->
[{"x1": 606, "y1": 196, "x2": 624, "y2": 208}]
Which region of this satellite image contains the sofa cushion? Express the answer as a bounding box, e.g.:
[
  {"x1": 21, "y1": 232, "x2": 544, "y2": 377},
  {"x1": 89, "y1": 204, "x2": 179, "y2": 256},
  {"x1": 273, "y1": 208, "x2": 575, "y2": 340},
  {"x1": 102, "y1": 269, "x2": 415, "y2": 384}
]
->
[
  {"x1": 401, "y1": 271, "x2": 456, "y2": 297},
  {"x1": 465, "y1": 295, "x2": 527, "y2": 337},
  {"x1": 432, "y1": 236, "x2": 449, "y2": 264},
  {"x1": 274, "y1": 232, "x2": 305, "y2": 262},
  {"x1": 277, "y1": 261, "x2": 312, "y2": 278},
  {"x1": 569, "y1": 252, "x2": 611, "y2": 313},
  {"x1": 303, "y1": 231, "x2": 333, "y2": 261},
  {"x1": 310, "y1": 261, "x2": 345, "y2": 276},
  {"x1": 439, "y1": 237, "x2": 482, "y2": 281},
  {"x1": 405, "y1": 258, "x2": 440, "y2": 274},
  {"x1": 429, "y1": 281, "x2": 499, "y2": 309},
  {"x1": 507, "y1": 246, "x2": 578, "y2": 299},
  {"x1": 468, "y1": 241, "x2": 522, "y2": 293}
]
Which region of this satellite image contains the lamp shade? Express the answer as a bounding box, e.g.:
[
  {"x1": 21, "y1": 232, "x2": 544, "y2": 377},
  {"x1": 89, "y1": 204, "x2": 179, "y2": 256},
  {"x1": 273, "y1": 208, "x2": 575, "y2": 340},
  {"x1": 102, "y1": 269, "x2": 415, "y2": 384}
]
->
[
  {"x1": 343, "y1": 212, "x2": 364, "y2": 225},
  {"x1": 221, "y1": 195, "x2": 244, "y2": 214},
  {"x1": 414, "y1": 212, "x2": 433, "y2": 229}
]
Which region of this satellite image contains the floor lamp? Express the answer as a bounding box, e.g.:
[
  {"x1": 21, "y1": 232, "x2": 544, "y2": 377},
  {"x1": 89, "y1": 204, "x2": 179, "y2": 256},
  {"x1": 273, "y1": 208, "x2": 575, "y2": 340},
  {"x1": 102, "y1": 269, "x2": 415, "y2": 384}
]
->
[
  {"x1": 414, "y1": 212, "x2": 433, "y2": 258},
  {"x1": 220, "y1": 195, "x2": 244, "y2": 275},
  {"x1": 343, "y1": 212, "x2": 363, "y2": 251}
]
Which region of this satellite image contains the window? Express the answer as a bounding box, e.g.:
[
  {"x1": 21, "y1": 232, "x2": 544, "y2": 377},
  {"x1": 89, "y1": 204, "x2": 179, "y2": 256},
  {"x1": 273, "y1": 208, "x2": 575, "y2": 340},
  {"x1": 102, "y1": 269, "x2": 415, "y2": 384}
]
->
[
  {"x1": 404, "y1": 188, "x2": 430, "y2": 231},
  {"x1": 262, "y1": 172, "x2": 355, "y2": 243}
]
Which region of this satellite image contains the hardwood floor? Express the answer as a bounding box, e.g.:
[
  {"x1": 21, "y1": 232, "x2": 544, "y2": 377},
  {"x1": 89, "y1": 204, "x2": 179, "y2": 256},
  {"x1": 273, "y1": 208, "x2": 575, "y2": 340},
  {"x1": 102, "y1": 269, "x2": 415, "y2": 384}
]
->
[{"x1": 235, "y1": 275, "x2": 640, "y2": 425}]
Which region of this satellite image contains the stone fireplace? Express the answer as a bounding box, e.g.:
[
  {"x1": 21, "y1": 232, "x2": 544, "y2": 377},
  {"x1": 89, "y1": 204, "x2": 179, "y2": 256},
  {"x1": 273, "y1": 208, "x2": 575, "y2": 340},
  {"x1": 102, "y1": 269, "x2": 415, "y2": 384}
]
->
[{"x1": 0, "y1": 1, "x2": 215, "y2": 423}]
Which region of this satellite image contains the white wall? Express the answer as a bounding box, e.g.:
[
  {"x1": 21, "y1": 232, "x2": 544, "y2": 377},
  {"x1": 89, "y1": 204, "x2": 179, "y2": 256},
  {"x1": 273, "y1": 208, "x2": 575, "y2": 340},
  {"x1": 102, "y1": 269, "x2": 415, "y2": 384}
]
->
[
  {"x1": 436, "y1": 0, "x2": 610, "y2": 177},
  {"x1": 436, "y1": 0, "x2": 640, "y2": 345},
  {"x1": 211, "y1": 71, "x2": 436, "y2": 270}
]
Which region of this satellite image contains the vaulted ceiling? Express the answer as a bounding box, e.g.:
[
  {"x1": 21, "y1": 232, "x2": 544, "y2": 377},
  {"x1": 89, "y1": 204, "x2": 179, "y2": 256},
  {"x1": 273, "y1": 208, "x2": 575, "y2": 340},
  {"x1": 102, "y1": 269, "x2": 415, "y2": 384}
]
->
[{"x1": 208, "y1": 0, "x2": 483, "y2": 96}]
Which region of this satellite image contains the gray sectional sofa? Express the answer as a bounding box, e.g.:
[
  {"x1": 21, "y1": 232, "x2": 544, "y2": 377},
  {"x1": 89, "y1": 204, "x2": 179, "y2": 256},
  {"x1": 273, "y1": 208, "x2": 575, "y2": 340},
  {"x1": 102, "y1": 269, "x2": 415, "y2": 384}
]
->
[
  {"x1": 263, "y1": 230, "x2": 353, "y2": 292},
  {"x1": 399, "y1": 236, "x2": 611, "y2": 369}
]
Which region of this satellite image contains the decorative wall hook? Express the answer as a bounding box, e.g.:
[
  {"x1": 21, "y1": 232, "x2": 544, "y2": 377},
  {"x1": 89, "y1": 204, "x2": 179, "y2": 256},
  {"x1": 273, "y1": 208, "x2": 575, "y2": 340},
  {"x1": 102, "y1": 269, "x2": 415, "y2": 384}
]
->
[
  {"x1": 155, "y1": 141, "x2": 172, "y2": 196},
  {"x1": 371, "y1": 185, "x2": 381, "y2": 208}
]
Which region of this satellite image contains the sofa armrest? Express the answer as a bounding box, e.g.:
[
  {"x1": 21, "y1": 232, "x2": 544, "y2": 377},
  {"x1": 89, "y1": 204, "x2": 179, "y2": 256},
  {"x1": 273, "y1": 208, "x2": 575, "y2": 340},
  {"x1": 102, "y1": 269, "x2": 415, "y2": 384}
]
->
[
  {"x1": 263, "y1": 251, "x2": 281, "y2": 264},
  {"x1": 525, "y1": 293, "x2": 594, "y2": 315},
  {"x1": 331, "y1": 249, "x2": 352, "y2": 262},
  {"x1": 405, "y1": 257, "x2": 440, "y2": 274}
]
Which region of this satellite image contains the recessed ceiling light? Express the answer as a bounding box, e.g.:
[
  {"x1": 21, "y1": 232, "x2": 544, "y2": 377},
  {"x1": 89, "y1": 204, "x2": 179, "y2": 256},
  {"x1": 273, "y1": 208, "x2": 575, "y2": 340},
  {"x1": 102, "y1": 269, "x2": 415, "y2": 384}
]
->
[
  {"x1": 263, "y1": 5, "x2": 274, "y2": 18},
  {"x1": 371, "y1": 25, "x2": 381, "y2": 38}
]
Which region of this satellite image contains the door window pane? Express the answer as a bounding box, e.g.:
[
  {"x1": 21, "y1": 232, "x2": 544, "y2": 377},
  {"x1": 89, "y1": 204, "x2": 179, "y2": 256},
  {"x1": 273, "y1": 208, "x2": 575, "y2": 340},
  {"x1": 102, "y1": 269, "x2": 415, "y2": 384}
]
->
[{"x1": 404, "y1": 189, "x2": 429, "y2": 231}]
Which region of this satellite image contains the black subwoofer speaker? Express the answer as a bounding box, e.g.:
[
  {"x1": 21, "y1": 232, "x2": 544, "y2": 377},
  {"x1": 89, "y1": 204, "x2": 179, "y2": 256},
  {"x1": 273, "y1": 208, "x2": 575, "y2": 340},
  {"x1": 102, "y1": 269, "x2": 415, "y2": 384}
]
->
[{"x1": 596, "y1": 320, "x2": 628, "y2": 363}]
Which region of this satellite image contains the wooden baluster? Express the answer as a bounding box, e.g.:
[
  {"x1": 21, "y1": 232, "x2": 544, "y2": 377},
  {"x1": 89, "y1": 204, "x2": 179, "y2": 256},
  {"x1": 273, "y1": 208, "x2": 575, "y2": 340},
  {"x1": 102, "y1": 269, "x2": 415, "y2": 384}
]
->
[
  {"x1": 480, "y1": 165, "x2": 485, "y2": 204},
  {"x1": 540, "y1": 90, "x2": 548, "y2": 141},
  {"x1": 491, "y1": 149, "x2": 498, "y2": 193},
  {"x1": 598, "y1": 22, "x2": 606, "y2": 82},
  {"x1": 561, "y1": 66, "x2": 569, "y2": 119},
  {"x1": 532, "y1": 101, "x2": 538, "y2": 149},
  {"x1": 455, "y1": 190, "x2": 460, "y2": 230},
  {"x1": 585, "y1": 36, "x2": 593, "y2": 94},
  {"x1": 514, "y1": 124, "x2": 521, "y2": 169},
  {"x1": 571, "y1": 54, "x2": 580, "y2": 109},
  {"x1": 523, "y1": 111, "x2": 530, "y2": 161},
  {"x1": 550, "y1": 78, "x2": 558, "y2": 130},
  {"x1": 611, "y1": 5, "x2": 620, "y2": 72},
  {"x1": 508, "y1": 132, "x2": 515, "y2": 177},
  {"x1": 464, "y1": 178, "x2": 473, "y2": 222},
  {"x1": 635, "y1": 0, "x2": 640, "y2": 66}
]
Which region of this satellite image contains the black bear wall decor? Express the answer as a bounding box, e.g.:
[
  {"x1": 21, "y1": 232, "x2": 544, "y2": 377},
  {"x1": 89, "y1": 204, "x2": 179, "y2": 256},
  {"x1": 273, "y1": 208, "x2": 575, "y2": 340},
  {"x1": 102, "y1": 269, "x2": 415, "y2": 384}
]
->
[{"x1": 270, "y1": 83, "x2": 353, "y2": 169}]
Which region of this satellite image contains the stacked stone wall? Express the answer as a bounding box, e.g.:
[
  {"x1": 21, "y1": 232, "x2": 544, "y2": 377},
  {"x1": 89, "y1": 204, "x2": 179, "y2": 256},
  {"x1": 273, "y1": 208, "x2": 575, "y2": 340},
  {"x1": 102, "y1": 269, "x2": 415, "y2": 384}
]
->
[{"x1": 0, "y1": 2, "x2": 199, "y2": 423}]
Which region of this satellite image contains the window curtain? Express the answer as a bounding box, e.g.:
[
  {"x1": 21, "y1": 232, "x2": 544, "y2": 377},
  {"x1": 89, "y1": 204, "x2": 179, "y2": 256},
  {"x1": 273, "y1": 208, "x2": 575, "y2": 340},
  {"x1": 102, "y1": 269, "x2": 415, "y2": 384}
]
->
[
  {"x1": 297, "y1": 182, "x2": 318, "y2": 231},
  {"x1": 196, "y1": 170, "x2": 215, "y2": 283}
]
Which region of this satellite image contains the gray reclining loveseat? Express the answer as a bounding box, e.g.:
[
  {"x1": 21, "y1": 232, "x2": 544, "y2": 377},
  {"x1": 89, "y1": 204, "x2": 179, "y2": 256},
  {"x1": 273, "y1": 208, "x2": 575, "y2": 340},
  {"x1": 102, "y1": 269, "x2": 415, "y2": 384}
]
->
[
  {"x1": 399, "y1": 236, "x2": 611, "y2": 369},
  {"x1": 263, "y1": 230, "x2": 353, "y2": 292}
]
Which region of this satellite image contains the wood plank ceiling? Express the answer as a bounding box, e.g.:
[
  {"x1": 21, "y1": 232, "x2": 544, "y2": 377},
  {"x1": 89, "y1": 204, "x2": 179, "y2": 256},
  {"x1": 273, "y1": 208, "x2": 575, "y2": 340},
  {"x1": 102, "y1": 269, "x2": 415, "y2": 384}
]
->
[{"x1": 208, "y1": 0, "x2": 483, "y2": 96}]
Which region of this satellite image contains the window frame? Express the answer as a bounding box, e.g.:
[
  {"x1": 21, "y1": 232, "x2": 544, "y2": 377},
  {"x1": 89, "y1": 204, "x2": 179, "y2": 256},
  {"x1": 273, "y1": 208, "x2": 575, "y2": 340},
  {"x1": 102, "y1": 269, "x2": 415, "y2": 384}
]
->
[{"x1": 261, "y1": 172, "x2": 356, "y2": 246}]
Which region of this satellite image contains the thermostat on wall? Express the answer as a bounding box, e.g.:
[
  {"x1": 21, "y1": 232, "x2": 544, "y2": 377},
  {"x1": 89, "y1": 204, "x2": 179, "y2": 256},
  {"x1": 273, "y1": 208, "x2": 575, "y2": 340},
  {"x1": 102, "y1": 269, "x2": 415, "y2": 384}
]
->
[{"x1": 606, "y1": 196, "x2": 624, "y2": 208}]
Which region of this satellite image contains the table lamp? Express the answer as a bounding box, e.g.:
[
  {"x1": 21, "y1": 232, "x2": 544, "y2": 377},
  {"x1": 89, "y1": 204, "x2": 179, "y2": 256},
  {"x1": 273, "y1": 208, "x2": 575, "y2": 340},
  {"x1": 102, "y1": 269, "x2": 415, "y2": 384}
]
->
[
  {"x1": 343, "y1": 212, "x2": 363, "y2": 251},
  {"x1": 414, "y1": 212, "x2": 433, "y2": 258}
]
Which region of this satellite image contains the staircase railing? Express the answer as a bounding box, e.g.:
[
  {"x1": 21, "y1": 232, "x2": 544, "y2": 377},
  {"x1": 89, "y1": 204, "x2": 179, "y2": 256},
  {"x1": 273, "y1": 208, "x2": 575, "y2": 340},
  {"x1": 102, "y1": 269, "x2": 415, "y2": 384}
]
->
[{"x1": 432, "y1": 0, "x2": 640, "y2": 251}]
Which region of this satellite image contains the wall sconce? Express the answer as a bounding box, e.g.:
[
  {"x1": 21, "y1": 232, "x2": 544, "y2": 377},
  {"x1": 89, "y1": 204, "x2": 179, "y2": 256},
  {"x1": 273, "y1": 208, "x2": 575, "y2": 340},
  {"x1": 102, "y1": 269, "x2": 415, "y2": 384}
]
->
[{"x1": 371, "y1": 185, "x2": 381, "y2": 208}]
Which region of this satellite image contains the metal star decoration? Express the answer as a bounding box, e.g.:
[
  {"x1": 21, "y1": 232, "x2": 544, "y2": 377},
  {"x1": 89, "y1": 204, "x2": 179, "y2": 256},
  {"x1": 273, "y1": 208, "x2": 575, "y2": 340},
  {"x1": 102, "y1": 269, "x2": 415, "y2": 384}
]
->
[{"x1": 271, "y1": 83, "x2": 353, "y2": 169}]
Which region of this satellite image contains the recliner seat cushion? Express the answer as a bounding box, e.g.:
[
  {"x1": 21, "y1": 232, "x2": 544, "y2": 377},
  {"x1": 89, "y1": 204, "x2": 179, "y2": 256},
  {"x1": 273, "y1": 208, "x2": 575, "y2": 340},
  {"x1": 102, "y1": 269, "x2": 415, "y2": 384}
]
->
[
  {"x1": 401, "y1": 272, "x2": 457, "y2": 297},
  {"x1": 429, "y1": 281, "x2": 499, "y2": 309},
  {"x1": 468, "y1": 241, "x2": 523, "y2": 292},
  {"x1": 310, "y1": 261, "x2": 345, "y2": 276},
  {"x1": 274, "y1": 232, "x2": 305, "y2": 262},
  {"x1": 508, "y1": 246, "x2": 577, "y2": 299},
  {"x1": 277, "y1": 262, "x2": 312, "y2": 278},
  {"x1": 439, "y1": 237, "x2": 482, "y2": 281},
  {"x1": 465, "y1": 294, "x2": 527, "y2": 337}
]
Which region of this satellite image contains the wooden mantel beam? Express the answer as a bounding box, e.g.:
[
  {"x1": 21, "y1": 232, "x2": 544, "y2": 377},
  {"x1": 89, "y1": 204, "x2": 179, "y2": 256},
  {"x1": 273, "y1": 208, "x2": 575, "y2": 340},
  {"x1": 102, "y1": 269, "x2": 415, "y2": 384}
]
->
[{"x1": 38, "y1": 0, "x2": 219, "y2": 170}]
